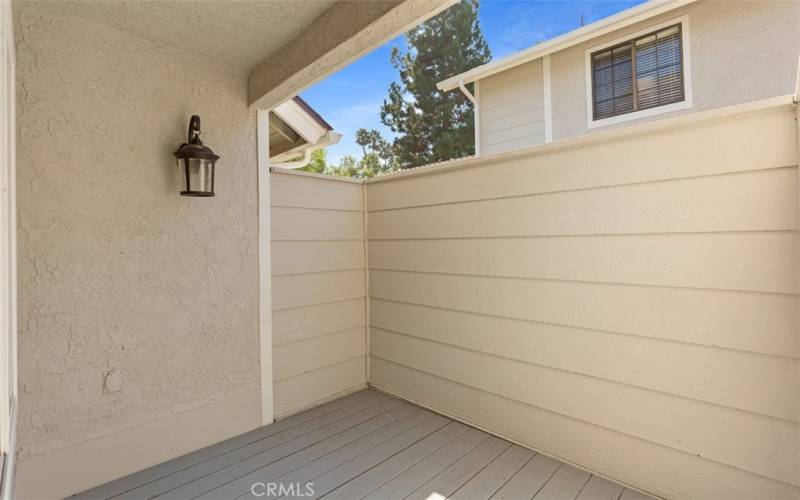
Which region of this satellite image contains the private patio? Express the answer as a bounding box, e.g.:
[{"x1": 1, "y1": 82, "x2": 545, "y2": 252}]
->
[
  {"x1": 2, "y1": 0, "x2": 799, "y2": 499},
  {"x1": 75, "y1": 389, "x2": 651, "y2": 500}
]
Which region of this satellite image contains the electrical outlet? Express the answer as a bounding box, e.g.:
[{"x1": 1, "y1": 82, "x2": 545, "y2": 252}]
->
[{"x1": 103, "y1": 370, "x2": 122, "y2": 394}]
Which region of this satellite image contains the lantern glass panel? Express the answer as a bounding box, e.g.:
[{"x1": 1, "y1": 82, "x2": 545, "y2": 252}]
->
[{"x1": 183, "y1": 157, "x2": 215, "y2": 194}]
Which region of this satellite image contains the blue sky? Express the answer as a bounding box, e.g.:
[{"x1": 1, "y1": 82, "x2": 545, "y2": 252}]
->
[{"x1": 301, "y1": 0, "x2": 646, "y2": 165}]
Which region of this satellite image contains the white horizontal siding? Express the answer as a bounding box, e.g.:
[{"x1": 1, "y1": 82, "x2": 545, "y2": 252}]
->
[
  {"x1": 274, "y1": 357, "x2": 366, "y2": 419},
  {"x1": 371, "y1": 328, "x2": 795, "y2": 484},
  {"x1": 272, "y1": 240, "x2": 364, "y2": 276},
  {"x1": 272, "y1": 298, "x2": 364, "y2": 346},
  {"x1": 273, "y1": 328, "x2": 366, "y2": 381},
  {"x1": 271, "y1": 173, "x2": 366, "y2": 417},
  {"x1": 365, "y1": 104, "x2": 800, "y2": 499},
  {"x1": 369, "y1": 299, "x2": 796, "y2": 421},
  {"x1": 272, "y1": 270, "x2": 364, "y2": 311},
  {"x1": 481, "y1": 100, "x2": 543, "y2": 124},
  {"x1": 479, "y1": 60, "x2": 545, "y2": 155},
  {"x1": 271, "y1": 207, "x2": 363, "y2": 241},
  {"x1": 370, "y1": 359, "x2": 797, "y2": 500},
  {"x1": 368, "y1": 232, "x2": 798, "y2": 294},
  {"x1": 368, "y1": 168, "x2": 797, "y2": 239},
  {"x1": 367, "y1": 106, "x2": 797, "y2": 211},
  {"x1": 271, "y1": 171, "x2": 363, "y2": 211},
  {"x1": 369, "y1": 269, "x2": 798, "y2": 361}
]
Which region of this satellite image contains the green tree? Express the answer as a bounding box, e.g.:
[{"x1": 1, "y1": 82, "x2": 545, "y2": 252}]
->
[
  {"x1": 297, "y1": 130, "x2": 397, "y2": 179},
  {"x1": 381, "y1": 0, "x2": 490, "y2": 168},
  {"x1": 355, "y1": 129, "x2": 375, "y2": 157},
  {"x1": 298, "y1": 149, "x2": 328, "y2": 174},
  {"x1": 354, "y1": 128, "x2": 397, "y2": 176},
  {"x1": 329, "y1": 155, "x2": 360, "y2": 178},
  {"x1": 299, "y1": 147, "x2": 387, "y2": 179}
]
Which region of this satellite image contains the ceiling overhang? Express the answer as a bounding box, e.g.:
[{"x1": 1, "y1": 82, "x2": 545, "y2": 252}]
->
[
  {"x1": 248, "y1": 0, "x2": 457, "y2": 109},
  {"x1": 15, "y1": 0, "x2": 457, "y2": 111}
]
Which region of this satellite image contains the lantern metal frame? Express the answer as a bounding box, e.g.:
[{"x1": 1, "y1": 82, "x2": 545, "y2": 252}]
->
[{"x1": 174, "y1": 115, "x2": 220, "y2": 197}]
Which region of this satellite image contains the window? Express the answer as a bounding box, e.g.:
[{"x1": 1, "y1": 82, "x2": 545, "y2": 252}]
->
[{"x1": 587, "y1": 18, "x2": 690, "y2": 127}]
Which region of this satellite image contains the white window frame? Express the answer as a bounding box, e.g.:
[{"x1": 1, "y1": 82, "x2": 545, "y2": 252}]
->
[{"x1": 585, "y1": 15, "x2": 692, "y2": 129}]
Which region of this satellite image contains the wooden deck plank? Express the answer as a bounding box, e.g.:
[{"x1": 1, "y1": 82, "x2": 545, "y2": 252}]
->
[
  {"x1": 405, "y1": 435, "x2": 511, "y2": 500},
  {"x1": 363, "y1": 428, "x2": 490, "y2": 500},
  {"x1": 78, "y1": 389, "x2": 653, "y2": 500},
  {"x1": 192, "y1": 404, "x2": 419, "y2": 500},
  {"x1": 149, "y1": 399, "x2": 404, "y2": 499},
  {"x1": 294, "y1": 415, "x2": 451, "y2": 499},
  {"x1": 576, "y1": 476, "x2": 625, "y2": 500},
  {"x1": 490, "y1": 453, "x2": 562, "y2": 500},
  {"x1": 322, "y1": 421, "x2": 470, "y2": 499},
  {"x1": 533, "y1": 464, "x2": 591, "y2": 500},
  {"x1": 619, "y1": 488, "x2": 655, "y2": 500},
  {"x1": 451, "y1": 444, "x2": 535, "y2": 499},
  {"x1": 218, "y1": 408, "x2": 435, "y2": 500},
  {"x1": 76, "y1": 389, "x2": 381, "y2": 499}
]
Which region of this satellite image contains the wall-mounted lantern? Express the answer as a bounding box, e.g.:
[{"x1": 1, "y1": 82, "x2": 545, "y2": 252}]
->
[{"x1": 174, "y1": 115, "x2": 219, "y2": 197}]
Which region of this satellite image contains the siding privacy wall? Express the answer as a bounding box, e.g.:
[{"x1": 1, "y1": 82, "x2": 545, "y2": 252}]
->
[
  {"x1": 366, "y1": 100, "x2": 799, "y2": 500},
  {"x1": 270, "y1": 171, "x2": 367, "y2": 418},
  {"x1": 478, "y1": 59, "x2": 545, "y2": 155}
]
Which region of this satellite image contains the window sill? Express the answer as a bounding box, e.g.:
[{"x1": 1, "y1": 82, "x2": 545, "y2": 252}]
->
[{"x1": 588, "y1": 98, "x2": 692, "y2": 129}]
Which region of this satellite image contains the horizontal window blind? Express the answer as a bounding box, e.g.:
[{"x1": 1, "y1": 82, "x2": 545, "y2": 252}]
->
[{"x1": 592, "y1": 24, "x2": 685, "y2": 121}]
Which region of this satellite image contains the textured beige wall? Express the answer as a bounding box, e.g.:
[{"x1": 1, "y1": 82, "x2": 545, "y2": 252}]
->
[
  {"x1": 270, "y1": 171, "x2": 367, "y2": 418},
  {"x1": 14, "y1": 7, "x2": 261, "y2": 497},
  {"x1": 478, "y1": 59, "x2": 544, "y2": 155},
  {"x1": 549, "y1": 0, "x2": 799, "y2": 139},
  {"x1": 366, "y1": 101, "x2": 799, "y2": 499}
]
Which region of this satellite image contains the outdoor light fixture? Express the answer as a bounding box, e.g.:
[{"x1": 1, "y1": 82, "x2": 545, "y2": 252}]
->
[{"x1": 174, "y1": 115, "x2": 219, "y2": 197}]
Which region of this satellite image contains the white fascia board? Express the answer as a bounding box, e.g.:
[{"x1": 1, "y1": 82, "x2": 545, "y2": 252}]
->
[
  {"x1": 270, "y1": 130, "x2": 342, "y2": 164},
  {"x1": 271, "y1": 98, "x2": 328, "y2": 144},
  {"x1": 437, "y1": 0, "x2": 697, "y2": 92}
]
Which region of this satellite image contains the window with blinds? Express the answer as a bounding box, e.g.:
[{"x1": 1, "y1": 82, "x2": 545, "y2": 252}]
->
[{"x1": 591, "y1": 24, "x2": 684, "y2": 121}]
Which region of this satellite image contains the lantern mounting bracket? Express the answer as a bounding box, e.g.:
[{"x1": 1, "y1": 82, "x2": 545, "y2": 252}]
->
[{"x1": 188, "y1": 115, "x2": 202, "y2": 145}]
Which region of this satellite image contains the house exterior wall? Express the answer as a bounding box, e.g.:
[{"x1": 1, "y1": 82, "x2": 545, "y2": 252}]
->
[
  {"x1": 270, "y1": 171, "x2": 367, "y2": 418},
  {"x1": 551, "y1": 0, "x2": 799, "y2": 140},
  {"x1": 14, "y1": 8, "x2": 262, "y2": 498},
  {"x1": 476, "y1": 0, "x2": 799, "y2": 147},
  {"x1": 365, "y1": 99, "x2": 799, "y2": 499},
  {"x1": 478, "y1": 59, "x2": 545, "y2": 155}
]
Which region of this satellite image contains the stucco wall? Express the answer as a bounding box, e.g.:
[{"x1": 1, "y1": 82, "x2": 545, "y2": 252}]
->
[
  {"x1": 549, "y1": 0, "x2": 799, "y2": 139},
  {"x1": 14, "y1": 8, "x2": 261, "y2": 498},
  {"x1": 365, "y1": 100, "x2": 799, "y2": 499},
  {"x1": 270, "y1": 170, "x2": 367, "y2": 419}
]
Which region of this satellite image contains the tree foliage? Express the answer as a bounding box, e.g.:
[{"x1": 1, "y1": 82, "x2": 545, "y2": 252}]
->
[
  {"x1": 298, "y1": 128, "x2": 397, "y2": 178},
  {"x1": 300, "y1": 0, "x2": 491, "y2": 177},
  {"x1": 301, "y1": 149, "x2": 328, "y2": 174},
  {"x1": 354, "y1": 128, "x2": 397, "y2": 177},
  {"x1": 380, "y1": 0, "x2": 491, "y2": 168}
]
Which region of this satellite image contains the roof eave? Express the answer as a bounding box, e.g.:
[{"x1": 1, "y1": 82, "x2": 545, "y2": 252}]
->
[
  {"x1": 437, "y1": 0, "x2": 697, "y2": 92},
  {"x1": 292, "y1": 96, "x2": 333, "y2": 131}
]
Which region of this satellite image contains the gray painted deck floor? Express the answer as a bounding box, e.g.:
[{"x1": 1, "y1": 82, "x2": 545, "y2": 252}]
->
[{"x1": 74, "y1": 389, "x2": 655, "y2": 500}]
